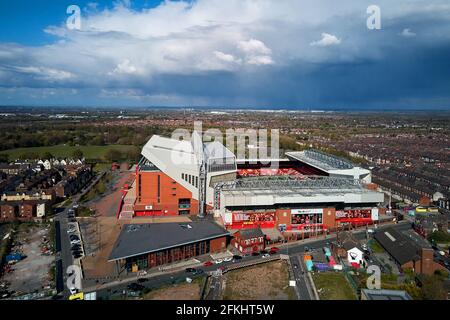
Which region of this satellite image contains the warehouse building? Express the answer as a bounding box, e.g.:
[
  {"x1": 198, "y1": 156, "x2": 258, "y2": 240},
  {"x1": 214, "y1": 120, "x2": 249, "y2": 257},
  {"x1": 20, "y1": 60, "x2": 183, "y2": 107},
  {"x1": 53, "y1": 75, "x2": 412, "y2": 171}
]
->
[
  {"x1": 108, "y1": 220, "x2": 229, "y2": 272},
  {"x1": 374, "y1": 227, "x2": 447, "y2": 275}
]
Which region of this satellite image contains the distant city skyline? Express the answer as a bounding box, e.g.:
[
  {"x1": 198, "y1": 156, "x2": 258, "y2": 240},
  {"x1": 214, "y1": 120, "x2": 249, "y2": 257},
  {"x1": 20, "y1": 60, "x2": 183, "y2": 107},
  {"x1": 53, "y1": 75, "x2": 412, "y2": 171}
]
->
[{"x1": 0, "y1": 0, "x2": 449, "y2": 109}]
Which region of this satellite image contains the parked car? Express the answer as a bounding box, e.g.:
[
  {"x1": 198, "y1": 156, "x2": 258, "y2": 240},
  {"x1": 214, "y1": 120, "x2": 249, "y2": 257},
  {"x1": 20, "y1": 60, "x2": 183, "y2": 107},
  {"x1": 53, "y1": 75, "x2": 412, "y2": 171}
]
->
[
  {"x1": 261, "y1": 254, "x2": 270, "y2": 258},
  {"x1": 214, "y1": 259, "x2": 223, "y2": 264},
  {"x1": 127, "y1": 283, "x2": 145, "y2": 291},
  {"x1": 185, "y1": 268, "x2": 196, "y2": 273},
  {"x1": 293, "y1": 264, "x2": 299, "y2": 269},
  {"x1": 251, "y1": 252, "x2": 260, "y2": 256},
  {"x1": 69, "y1": 235, "x2": 80, "y2": 241},
  {"x1": 193, "y1": 269, "x2": 204, "y2": 275},
  {"x1": 70, "y1": 239, "x2": 81, "y2": 245},
  {"x1": 69, "y1": 287, "x2": 78, "y2": 295},
  {"x1": 260, "y1": 250, "x2": 268, "y2": 255},
  {"x1": 203, "y1": 261, "x2": 214, "y2": 267},
  {"x1": 223, "y1": 257, "x2": 233, "y2": 262}
]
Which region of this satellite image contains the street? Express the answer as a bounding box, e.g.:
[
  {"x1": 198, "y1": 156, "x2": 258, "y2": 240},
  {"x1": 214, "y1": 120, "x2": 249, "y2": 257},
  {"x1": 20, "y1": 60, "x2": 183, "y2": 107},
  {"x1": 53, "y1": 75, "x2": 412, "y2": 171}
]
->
[
  {"x1": 85, "y1": 221, "x2": 413, "y2": 300},
  {"x1": 54, "y1": 171, "x2": 106, "y2": 298}
]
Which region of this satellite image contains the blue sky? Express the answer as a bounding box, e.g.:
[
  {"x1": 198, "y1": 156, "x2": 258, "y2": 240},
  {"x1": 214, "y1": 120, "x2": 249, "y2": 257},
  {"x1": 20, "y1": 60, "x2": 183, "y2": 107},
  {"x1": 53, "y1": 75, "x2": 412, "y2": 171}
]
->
[{"x1": 0, "y1": 0, "x2": 449, "y2": 109}]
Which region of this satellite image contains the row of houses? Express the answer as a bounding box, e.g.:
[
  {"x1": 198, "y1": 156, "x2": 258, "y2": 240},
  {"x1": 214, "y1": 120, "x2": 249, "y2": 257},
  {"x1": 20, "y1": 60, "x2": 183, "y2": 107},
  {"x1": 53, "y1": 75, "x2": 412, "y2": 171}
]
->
[
  {"x1": 53, "y1": 165, "x2": 93, "y2": 198},
  {"x1": 0, "y1": 200, "x2": 50, "y2": 222},
  {"x1": 1, "y1": 165, "x2": 93, "y2": 202},
  {"x1": 0, "y1": 164, "x2": 94, "y2": 222},
  {"x1": 36, "y1": 158, "x2": 85, "y2": 170},
  {"x1": 0, "y1": 158, "x2": 85, "y2": 175}
]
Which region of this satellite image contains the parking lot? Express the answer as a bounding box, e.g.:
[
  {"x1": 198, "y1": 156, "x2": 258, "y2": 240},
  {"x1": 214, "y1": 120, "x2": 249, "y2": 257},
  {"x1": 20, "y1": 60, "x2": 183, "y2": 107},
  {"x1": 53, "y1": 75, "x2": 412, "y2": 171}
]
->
[{"x1": 67, "y1": 208, "x2": 85, "y2": 261}]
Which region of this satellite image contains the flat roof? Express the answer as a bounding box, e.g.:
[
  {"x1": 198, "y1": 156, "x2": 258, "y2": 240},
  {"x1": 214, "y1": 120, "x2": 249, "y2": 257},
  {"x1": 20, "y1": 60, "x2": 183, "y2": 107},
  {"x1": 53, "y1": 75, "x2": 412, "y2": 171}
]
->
[
  {"x1": 108, "y1": 220, "x2": 230, "y2": 261},
  {"x1": 361, "y1": 289, "x2": 412, "y2": 300}
]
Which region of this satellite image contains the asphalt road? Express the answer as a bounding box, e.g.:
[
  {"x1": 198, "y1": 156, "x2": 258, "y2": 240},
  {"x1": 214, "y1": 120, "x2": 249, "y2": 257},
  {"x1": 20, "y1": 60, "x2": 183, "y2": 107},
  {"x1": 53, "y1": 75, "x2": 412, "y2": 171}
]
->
[
  {"x1": 290, "y1": 255, "x2": 312, "y2": 300},
  {"x1": 55, "y1": 204, "x2": 76, "y2": 298}
]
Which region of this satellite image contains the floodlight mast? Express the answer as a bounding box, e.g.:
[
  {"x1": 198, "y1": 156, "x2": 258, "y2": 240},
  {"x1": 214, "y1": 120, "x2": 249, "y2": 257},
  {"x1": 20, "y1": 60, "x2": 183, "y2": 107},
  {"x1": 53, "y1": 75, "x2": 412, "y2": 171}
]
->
[{"x1": 192, "y1": 130, "x2": 207, "y2": 218}]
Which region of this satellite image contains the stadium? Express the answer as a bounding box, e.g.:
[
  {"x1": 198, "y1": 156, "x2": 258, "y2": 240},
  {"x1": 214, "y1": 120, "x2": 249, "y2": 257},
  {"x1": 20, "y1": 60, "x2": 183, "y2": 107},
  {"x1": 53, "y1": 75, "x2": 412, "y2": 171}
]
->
[{"x1": 118, "y1": 132, "x2": 385, "y2": 239}]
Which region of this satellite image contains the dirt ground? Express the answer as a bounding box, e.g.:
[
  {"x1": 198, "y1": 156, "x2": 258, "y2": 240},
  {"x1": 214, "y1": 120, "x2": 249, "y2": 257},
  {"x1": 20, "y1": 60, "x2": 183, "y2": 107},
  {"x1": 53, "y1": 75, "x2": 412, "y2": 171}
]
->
[
  {"x1": 81, "y1": 169, "x2": 193, "y2": 279},
  {"x1": 81, "y1": 217, "x2": 122, "y2": 278},
  {"x1": 2, "y1": 224, "x2": 54, "y2": 294},
  {"x1": 222, "y1": 260, "x2": 296, "y2": 300},
  {"x1": 143, "y1": 280, "x2": 202, "y2": 300}
]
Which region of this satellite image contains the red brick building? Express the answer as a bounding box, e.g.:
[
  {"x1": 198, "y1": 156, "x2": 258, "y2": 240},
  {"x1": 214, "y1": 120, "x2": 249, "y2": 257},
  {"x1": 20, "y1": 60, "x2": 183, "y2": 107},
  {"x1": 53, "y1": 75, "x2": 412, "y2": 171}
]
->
[
  {"x1": 1, "y1": 203, "x2": 17, "y2": 221},
  {"x1": 134, "y1": 169, "x2": 199, "y2": 216},
  {"x1": 18, "y1": 202, "x2": 35, "y2": 219},
  {"x1": 231, "y1": 228, "x2": 265, "y2": 254}
]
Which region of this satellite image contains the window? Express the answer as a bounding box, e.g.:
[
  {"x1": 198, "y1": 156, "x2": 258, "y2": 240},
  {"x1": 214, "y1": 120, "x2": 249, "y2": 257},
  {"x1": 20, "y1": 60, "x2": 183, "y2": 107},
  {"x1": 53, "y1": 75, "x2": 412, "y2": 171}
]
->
[
  {"x1": 182, "y1": 173, "x2": 185, "y2": 180},
  {"x1": 195, "y1": 176, "x2": 198, "y2": 188},
  {"x1": 157, "y1": 175, "x2": 161, "y2": 203}
]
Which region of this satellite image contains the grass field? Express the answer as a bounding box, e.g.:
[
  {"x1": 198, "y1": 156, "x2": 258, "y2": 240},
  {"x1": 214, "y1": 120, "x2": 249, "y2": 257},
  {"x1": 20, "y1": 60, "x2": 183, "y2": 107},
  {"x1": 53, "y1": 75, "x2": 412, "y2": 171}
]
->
[
  {"x1": 370, "y1": 240, "x2": 385, "y2": 253},
  {"x1": 222, "y1": 260, "x2": 296, "y2": 300},
  {"x1": 312, "y1": 272, "x2": 357, "y2": 300},
  {"x1": 0, "y1": 144, "x2": 136, "y2": 160}
]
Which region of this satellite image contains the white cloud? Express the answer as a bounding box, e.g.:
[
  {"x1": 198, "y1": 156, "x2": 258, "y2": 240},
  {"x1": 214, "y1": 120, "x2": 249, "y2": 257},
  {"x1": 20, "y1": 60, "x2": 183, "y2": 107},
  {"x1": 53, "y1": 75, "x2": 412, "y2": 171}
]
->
[
  {"x1": 214, "y1": 51, "x2": 241, "y2": 64},
  {"x1": 237, "y1": 39, "x2": 272, "y2": 55},
  {"x1": 247, "y1": 55, "x2": 274, "y2": 66},
  {"x1": 400, "y1": 28, "x2": 416, "y2": 37},
  {"x1": 310, "y1": 33, "x2": 341, "y2": 47},
  {"x1": 14, "y1": 66, "x2": 74, "y2": 81},
  {"x1": 0, "y1": 0, "x2": 449, "y2": 104},
  {"x1": 237, "y1": 39, "x2": 274, "y2": 65},
  {"x1": 111, "y1": 59, "x2": 139, "y2": 75}
]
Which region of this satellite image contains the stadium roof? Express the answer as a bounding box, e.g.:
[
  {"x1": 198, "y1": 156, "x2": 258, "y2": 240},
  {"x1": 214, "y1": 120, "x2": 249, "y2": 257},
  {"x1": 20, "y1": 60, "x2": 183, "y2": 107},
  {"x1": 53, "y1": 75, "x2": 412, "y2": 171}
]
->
[
  {"x1": 109, "y1": 221, "x2": 230, "y2": 261},
  {"x1": 215, "y1": 175, "x2": 364, "y2": 192},
  {"x1": 142, "y1": 134, "x2": 235, "y2": 167},
  {"x1": 286, "y1": 150, "x2": 355, "y2": 171}
]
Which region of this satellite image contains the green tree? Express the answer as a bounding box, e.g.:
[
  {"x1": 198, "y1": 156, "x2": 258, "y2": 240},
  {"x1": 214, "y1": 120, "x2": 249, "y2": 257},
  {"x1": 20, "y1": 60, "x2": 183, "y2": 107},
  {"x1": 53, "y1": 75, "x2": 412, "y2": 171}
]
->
[
  {"x1": 421, "y1": 275, "x2": 447, "y2": 300},
  {"x1": 125, "y1": 146, "x2": 141, "y2": 162},
  {"x1": 0, "y1": 153, "x2": 9, "y2": 163},
  {"x1": 43, "y1": 151, "x2": 54, "y2": 160}
]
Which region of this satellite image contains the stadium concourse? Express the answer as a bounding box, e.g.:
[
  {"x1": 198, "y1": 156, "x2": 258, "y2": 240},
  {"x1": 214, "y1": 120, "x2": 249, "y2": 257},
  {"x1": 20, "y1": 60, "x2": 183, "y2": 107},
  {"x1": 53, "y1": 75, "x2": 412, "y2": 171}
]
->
[{"x1": 110, "y1": 132, "x2": 386, "y2": 273}]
